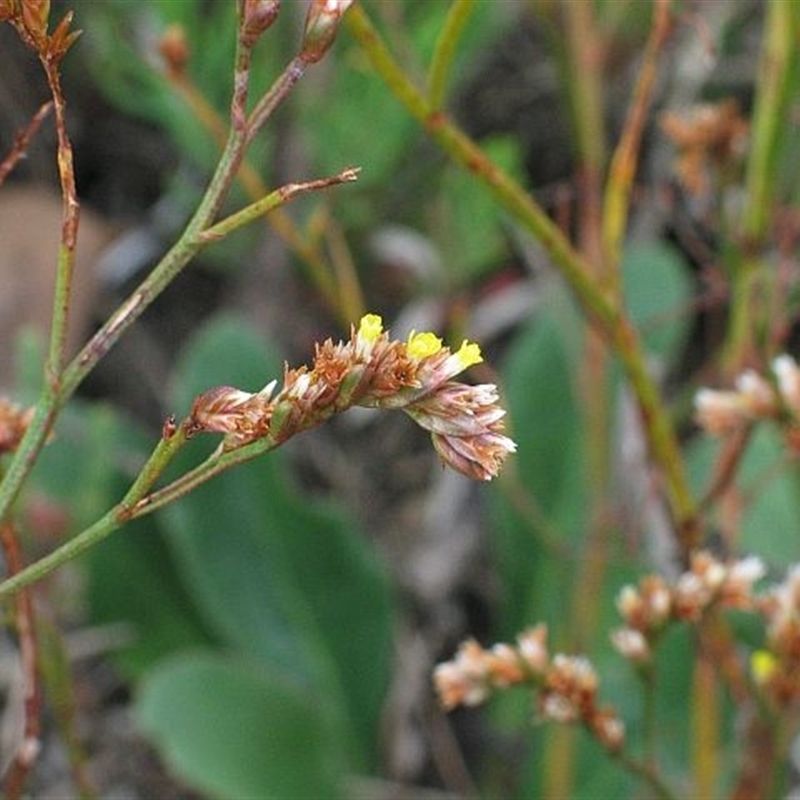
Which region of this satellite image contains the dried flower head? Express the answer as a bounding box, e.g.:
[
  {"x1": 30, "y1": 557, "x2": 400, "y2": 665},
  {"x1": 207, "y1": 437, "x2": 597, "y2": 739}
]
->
[
  {"x1": 239, "y1": 0, "x2": 280, "y2": 47},
  {"x1": 694, "y1": 356, "x2": 800, "y2": 449},
  {"x1": 612, "y1": 551, "x2": 765, "y2": 663},
  {"x1": 300, "y1": 0, "x2": 354, "y2": 64},
  {"x1": 0, "y1": 397, "x2": 34, "y2": 455},
  {"x1": 753, "y1": 565, "x2": 800, "y2": 706},
  {"x1": 660, "y1": 100, "x2": 748, "y2": 197},
  {"x1": 433, "y1": 639, "x2": 493, "y2": 710},
  {"x1": 188, "y1": 314, "x2": 515, "y2": 481},
  {"x1": 433, "y1": 624, "x2": 624, "y2": 752},
  {"x1": 159, "y1": 24, "x2": 190, "y2": 78}
]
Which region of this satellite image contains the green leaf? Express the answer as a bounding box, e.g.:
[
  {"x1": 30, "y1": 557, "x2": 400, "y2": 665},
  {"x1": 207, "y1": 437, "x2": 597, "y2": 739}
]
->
[
  {"x1": 687, "y1": 425, "x2": 800, "y2": 566},
  {"x1": 86, "y1": 515, "x2": 216, "y2": 678},
  {"x1": 438, "y1": 136, "x2": 525, "y2": 281},
  {"x1": 300, "y1": 42, "x2": 418, "y2": 193},
  {"x1": 164, "y1": 313, "x2": 394, "y2": 766},
  {"x1": 490, "y1": 286, "x2": 587, "y2": 637},
  {"x1": 622, "y1": 241, "x2": 692, "y2": 361},
  {"x1": 137, "y1": 651, "x2": 346, "y2": 800},
  {"x1": 27, "y1": 396, "x2": 214, "y2": 677},
  {"x1": 30, "y1": 401, "x2": 145, "y2": 532}
]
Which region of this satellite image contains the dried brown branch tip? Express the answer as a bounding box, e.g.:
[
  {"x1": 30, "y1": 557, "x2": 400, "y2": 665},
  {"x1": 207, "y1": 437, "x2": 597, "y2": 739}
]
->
[
  {"x1": 660, "y1": 99, "x2": 748, "y2": 197},
  {"x1": 1, "y1": 0, "x2": 80, "y2": 61},
  {"x1": 188, "y1": 313, "x2": 516, "y2": 481}
]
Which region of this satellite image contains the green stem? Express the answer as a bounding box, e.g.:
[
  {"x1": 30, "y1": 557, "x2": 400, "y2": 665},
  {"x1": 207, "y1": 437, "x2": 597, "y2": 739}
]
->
[
  {"x1": 0, "y1": 32, "x2": 245, "y2": 528},
  {"x1": 0, "y1": 426, "x2": 282, "y2": 599},
  {"x1": 198, "y1": 167, "x2": 360, "y2": 243},
  {"x1": 57, "y1": 47, "x2": 316, "y2": 400},
  {"x1": 562, "y1": 0, "x2": 606, "y2": 186},
  {"x1": 41, "y1": 57, "x2": 79, "y2": 382},
  {"x1": 427, "y1": 0, "x2": 475, "y2": 109},
  {"x1": 0, "y1": 9, "x2": 349, "y2": 596},
  {"x1": 130, "y1": 436, "x2": 276, "y2": 519},
  {"x1": 345, "y1": 4, "x2": 699, "y2": 553},
  {"x1": 725, "y1": 0, "x2": 796, "y2": 369},
  {"x1": 0, "y1": 57, "x2": 81, "y2": 533},
  {"x1": 743, "y1": 0, "x2": 796, "y2": 247},
  {"x1": 245, "y1": 55, "x2": 307, "y2": 144},
  {"x1": 0, "y1": 424, "x2": 189, "y2": 601}
]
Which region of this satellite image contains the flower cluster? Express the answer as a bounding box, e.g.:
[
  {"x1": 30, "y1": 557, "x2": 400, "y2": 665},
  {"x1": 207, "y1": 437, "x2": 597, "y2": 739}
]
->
[
  {"x1": 0, "y1": 396, "x2": 33, "y2": 456},
  {"x1": 753, "y1": 564, "x2": 800, "y2": 707},
  {"x1": 694, "y1": 356, "x2": 800, "y2": 442},
  {"x1": 433, "y1": 624, "x2": 625, "y2": 751},
  {"x1": 188, "y1": 314, "x2": 516, "y2": 481},
  {"x1": 660, "y1": 99, "x2": 748, "y2": 197},
  {"x1": 612, "y1": 551, "x2": 766, "y2": 663}
]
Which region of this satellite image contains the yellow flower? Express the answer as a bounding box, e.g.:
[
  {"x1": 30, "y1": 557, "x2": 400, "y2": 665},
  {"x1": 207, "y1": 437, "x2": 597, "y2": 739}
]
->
[
  {"x1": 407, "y1": 331, "x2": 443, "y2": 360},
  {"x1": 751, "y1": 650, "x2": 777, "y2": 684},
  {"x1": 358, "y1": 313, "x2": 384, "y2": 343},
  {"x1": 455, "y1": 340, "x2": 482, "y2": 368}
]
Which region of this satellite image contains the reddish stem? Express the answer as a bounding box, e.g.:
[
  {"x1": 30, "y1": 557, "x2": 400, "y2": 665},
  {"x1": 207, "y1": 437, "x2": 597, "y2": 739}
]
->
[
  {"x1": 0, "y1": 100, "x2": 53, "y2": 188},
  {"x1": 0, "y1": 522, "x2": 42, "y2": 800}
]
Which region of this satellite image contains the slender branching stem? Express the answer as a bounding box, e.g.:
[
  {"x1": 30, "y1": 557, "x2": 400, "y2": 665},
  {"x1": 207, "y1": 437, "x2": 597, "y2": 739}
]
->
[
  {"x1": 0, "y1": 100, "x2": 52, "y2": 187},
  {"x1": 198, "y1": 168, "x2": 360, "y2": 243},
  {"x1": 0, "y1": 423, "x2": 190, "y2": 601},
  {"x1": 602, "y1": 0, "x2": 671, "y2": 273},
  {"x1": 725, "y1": 0, "x2": 797, "y2": 369},
  {"x1": 0, "y1": 7, "x2": 358, "y2": 597}
]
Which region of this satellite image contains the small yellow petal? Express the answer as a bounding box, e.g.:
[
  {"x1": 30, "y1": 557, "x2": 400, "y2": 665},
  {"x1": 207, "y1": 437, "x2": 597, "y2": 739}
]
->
[
  {"x1": 358, "y1": 313, "x2": 383, "y2": 343},
  {"x1": 456, "y1": 340, "x2": 482, "y2": 368},
  {"x1": 408, "y1": 331, "x2": 443, "y2": 359},
  {"x1": 751, "y1": 649, "x2": 777, "y2": 684}
]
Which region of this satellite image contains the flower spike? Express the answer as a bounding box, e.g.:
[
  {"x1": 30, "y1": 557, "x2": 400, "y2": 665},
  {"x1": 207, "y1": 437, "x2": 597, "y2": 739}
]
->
[{"x1": 188, "y1": 313, "x2": 515, "y2": 480}]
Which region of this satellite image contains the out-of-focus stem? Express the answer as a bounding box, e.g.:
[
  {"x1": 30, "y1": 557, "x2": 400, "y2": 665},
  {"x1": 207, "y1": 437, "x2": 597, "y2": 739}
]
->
[
  {"x1": 562, "y1": 0, "x2": 606, "y2": 274},
  {"x1": 692, "y1": 655, "x2": 720, "y2": 797},
  {"x1": 726, "y1": 0, "x2": 796, "y2": 369},
  {"x1": 603, "y1": 0, "x2": 671, "y2": 273},
  {"x1": 164, "y1": 55, "x2": 347, "y2": 323},
  {"x1": 427, "y1": 0, "x2": 475, "y2": 109},
  {"x1": 743, "y1": 0, "x2": 796, "y2": 247},
  {"x1": 0, "y1": 522, "x2": 42, "y2": 800}
]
